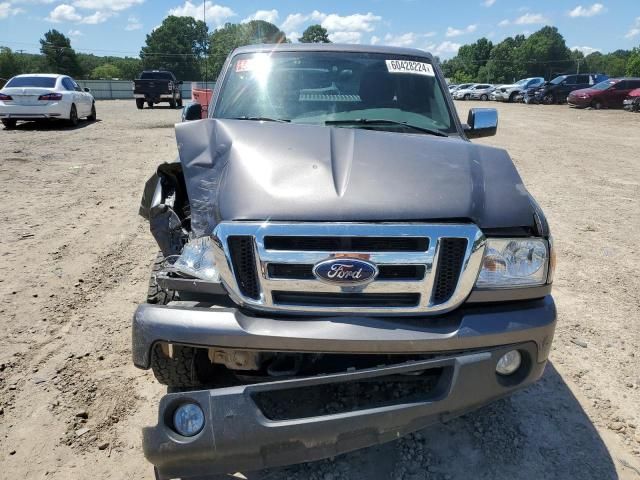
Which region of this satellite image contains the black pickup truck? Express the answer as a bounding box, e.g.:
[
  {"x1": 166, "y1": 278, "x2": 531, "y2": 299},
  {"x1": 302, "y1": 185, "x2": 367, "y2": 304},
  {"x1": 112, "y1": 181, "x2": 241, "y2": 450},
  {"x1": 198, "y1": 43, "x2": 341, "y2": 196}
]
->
[
  {"x1": 135, "y1": 44, "x2": 556, "y2": 479},
  {"x1": 133, "y1": 70, "x2": 183, "y2": 109}
]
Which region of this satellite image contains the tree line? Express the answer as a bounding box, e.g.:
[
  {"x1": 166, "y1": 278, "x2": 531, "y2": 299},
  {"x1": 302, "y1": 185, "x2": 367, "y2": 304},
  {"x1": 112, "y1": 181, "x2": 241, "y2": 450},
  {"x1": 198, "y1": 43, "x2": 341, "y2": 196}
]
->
[
  {"x1": 0, "y1": 18, "x2": 329, "y2": 82},
  {"x1": 2, "y1": 20, "x2": 638, "y2": 83},
  {"x1": 442, "y1": 26, "x2": 640, "y2": 84}
]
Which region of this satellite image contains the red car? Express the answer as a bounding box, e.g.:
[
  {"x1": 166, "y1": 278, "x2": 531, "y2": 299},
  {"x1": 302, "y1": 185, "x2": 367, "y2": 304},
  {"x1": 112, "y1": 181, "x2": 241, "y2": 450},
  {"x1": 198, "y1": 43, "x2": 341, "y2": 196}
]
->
[
  {"x1": 568, "y1": 78, "x2": 640, "y2": 109},
  {"x1": 624, "y1": 87, "x2": 640, "y2": 112}
]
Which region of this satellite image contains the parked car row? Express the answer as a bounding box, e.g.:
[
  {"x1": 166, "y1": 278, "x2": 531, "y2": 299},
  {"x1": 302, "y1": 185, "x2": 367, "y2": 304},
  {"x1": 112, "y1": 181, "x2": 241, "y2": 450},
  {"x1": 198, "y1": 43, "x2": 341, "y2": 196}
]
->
[{"x1": 449, "y1": 74, "x2": 640, "y2": 112}]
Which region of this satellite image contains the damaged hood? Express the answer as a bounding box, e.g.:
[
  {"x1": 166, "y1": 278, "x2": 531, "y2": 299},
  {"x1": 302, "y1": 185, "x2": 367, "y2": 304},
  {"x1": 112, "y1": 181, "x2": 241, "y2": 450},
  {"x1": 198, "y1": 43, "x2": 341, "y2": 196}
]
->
[{"x1": 175, "y1": 119, "x2": 535, "y2": 237}]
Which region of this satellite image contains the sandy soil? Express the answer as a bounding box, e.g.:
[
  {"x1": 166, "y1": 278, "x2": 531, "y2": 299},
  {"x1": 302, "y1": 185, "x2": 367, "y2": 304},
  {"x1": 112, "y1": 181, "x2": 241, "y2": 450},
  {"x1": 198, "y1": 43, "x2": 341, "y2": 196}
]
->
[{"x1": 0, "y1": 100, "x2": 639, "y2": 479}]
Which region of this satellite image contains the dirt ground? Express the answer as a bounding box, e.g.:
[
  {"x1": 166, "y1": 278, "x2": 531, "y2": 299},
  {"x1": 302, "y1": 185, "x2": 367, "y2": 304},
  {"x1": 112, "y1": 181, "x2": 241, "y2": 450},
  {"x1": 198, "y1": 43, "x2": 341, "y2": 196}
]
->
[{"x1": 0, "y1": 99, "x2": 639, "y2": 480}]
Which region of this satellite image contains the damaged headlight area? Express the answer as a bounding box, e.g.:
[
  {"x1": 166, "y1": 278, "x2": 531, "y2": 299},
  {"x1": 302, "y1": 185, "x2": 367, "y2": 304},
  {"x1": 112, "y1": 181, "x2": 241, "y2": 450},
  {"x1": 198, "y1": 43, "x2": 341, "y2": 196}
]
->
[
  {"x1": 172, "y1": 236, "x2": 220, "y2": 282},
  {"x1": 476, "y1": 238, "x2": 549, "y2": 288}
]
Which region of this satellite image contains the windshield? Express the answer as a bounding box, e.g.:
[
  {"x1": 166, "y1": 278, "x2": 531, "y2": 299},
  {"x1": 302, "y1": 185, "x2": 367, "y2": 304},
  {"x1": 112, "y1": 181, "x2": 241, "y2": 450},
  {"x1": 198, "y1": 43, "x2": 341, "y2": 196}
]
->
[
  {"x1": 592, "y1": 80, "x2": 617, "y2": 90},
  {"x1": 140, "y1": 71, "x2": 173, "y2": 80},
  {"x1": 214, "y1": 51, "x2": 455, "y2": 134},
  {"x1": 550, "y1": 76, "x2": 567, "y2": 85},
  {"x1": 516, "y1": 79, "x2": 528, "y2": 85},
  {"x1": 6, "y1": 76, "x2": 56, "y2": 88}
]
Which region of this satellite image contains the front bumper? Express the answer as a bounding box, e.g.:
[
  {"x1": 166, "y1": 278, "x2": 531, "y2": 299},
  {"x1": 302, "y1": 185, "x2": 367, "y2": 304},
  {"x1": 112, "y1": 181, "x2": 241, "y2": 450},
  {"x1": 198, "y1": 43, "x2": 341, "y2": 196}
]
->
[
  {"x1": 132, "y1": 296, "x2": 556, "y2": 369},
  {"x1": 0, "y1": 102, "x2": 68, "y2": 119},
  {"x1": 145, "y1": 341, "x2": 547, "y2": 479},
  {"x1": 491, "y1": 91, "x2": 510, "y2": 102},
  {"x1": 567, "y1": 97, "x2": 590, "y2": 108},
  {"x1": 136, "y1": 297, "x2": 556, "y2": 476}
]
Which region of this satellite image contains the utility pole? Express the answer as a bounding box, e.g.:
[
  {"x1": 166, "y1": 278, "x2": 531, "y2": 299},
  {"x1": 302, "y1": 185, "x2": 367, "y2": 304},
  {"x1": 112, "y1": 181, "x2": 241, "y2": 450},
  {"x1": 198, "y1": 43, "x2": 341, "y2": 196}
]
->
[
  {"x1": 203, "y1": 1, "x2": 207, "y2": 88},
  {"x1": 576, "y1": 59, "x2": 581, "y2": 74}
]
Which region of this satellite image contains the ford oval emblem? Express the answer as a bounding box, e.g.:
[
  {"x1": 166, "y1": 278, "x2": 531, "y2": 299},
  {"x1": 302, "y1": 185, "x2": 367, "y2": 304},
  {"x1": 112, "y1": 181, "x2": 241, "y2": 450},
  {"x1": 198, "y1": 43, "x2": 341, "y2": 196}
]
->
[{"x1": 312, "y1": 258, "x2": 379, "y2": 286}]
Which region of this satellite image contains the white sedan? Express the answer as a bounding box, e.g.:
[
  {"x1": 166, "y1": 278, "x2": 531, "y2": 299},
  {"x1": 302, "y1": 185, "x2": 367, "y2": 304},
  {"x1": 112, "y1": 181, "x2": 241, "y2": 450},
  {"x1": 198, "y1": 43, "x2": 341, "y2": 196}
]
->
[{"x1": 0, "y1": 74, "x2": 96, "y2": 129}]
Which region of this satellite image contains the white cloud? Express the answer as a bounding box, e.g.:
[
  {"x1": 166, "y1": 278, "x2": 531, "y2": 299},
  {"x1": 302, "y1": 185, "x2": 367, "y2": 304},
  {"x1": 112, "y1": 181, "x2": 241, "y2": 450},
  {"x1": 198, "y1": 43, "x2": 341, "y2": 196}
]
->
[
  {"x1": 428, "y1": 41, "x2": 461, "y2": 57},
  {"x1": 572, "y1": 45, "x2": 600, "y2": 55},
  {"x1": 280, "y1": 10, "x2": 382, "y2": 45},
  {"x1": 378, "y1": 32, "x2": 437, "y2": 47},
  {"x1": 329, "y1": 31, "x2": 363, "y2": 43},
  {"x1": 625, "y1": 17, "x2": 640, "y2": 39},
  {"x1": 72, "y1": 0, "x2": 144, "y2": 11},
  {"x1": 445, "y1": 24, "x2": 477, "y2": 37},
  {"x1": 514, "y1": 13, "x2": 549, "y2": 24},
  {"x1": 80, "y1": 10, "x2": 112, "y2": 24},
  {"x1": 568, "y1": 3, "x2": 605, "y2": 18},
  {"x1": 68, "y1": 29, "x2": 83, "y2": 36},
  {"x1": 242, "y1": 9, "x2": 278, "y2": 24},
  {"x1": 482, "y1": 0, "x2": 496, "y2": 6},
  {"x1": 46, "y1": 3, "x2": 113, "y2": 23},
  {"x1": 0, "y1": 2, "x2": 25, "y2": 19},
  {"x1": 168, "y1": 1, "x2": 235, "y2": 26},
  {"x1": 498, "y1": 19, "x2": 510, "y2": 27},
  {"x1": 321, "y1": 12, "x2": 381, "y2": 33},
  {"x1": 125, "y1": 14, "x2": 142, "y2": 30},
  {"x1": 47, "y1": 4, "x2": 82, "y2": 22}
]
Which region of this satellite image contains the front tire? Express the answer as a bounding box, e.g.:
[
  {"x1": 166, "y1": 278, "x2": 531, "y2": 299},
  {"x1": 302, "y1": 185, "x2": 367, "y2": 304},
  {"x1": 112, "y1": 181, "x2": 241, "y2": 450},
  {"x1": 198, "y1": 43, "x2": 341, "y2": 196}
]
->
[
  {"x1": 136, "y1": 98, "x2": 144, "y2": 109},
  {"x1": 480, "y1": 94, "x2": 488, "y2": 101},
  {"x1": 2, "y1": 119, "x2": 17, "y2": 129},
  {"x1": 87, "y1": 103, "x2": 96, "y2": 121},
  {"x1": 542, "y1": 93, "x2": 555, "y2": 105},
  {"x1": 68, "y1": 104, "x2": 78, "y2": 127},
  {"x1": 147, "y1": 101, "x2": 154, "y2": 108},
  {"x1": 464, "y1": 94, "x2": 470, "y2": 100},
  {"x1": 169, "y1": 99, "x2": 177, "y2": 109},
  {"x1": 177, "y1": 97, "x2": 183, "y2": 108},
  {"x1": 591, "y1": 99, "x2": 603, "y2": 110},
  {"x1": 509, "y1": 92, "x2": 518, "y2": 103}
]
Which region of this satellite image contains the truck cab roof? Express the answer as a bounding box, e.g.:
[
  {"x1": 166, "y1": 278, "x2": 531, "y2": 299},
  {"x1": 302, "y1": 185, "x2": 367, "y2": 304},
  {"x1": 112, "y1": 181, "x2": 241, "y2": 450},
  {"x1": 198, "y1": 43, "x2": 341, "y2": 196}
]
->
[{"x1": 232, "y1": 43, "x2": 435, "y2": 60}]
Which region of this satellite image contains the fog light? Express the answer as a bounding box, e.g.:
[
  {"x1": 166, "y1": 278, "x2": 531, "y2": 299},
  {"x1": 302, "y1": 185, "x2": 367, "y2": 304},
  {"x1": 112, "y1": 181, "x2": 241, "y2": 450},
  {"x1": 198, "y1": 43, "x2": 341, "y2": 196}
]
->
[
  {"x1": 173, "y1": 403, "x2": 205, "y2": 437},
  {"x1": 496, "y1": 350, "x2": 521, "y2": 376}
]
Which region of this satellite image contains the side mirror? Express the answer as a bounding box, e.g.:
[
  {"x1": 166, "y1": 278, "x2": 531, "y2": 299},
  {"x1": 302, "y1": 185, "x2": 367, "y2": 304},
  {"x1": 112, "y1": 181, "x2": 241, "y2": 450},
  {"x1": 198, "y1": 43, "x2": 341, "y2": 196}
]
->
[
  {"x1": 84, "y1": 87, "x2": 91, "y2": 93},
  {"x1": 464, "y1": 108, "x2": 498, "y2": 139},
  {"x1": 183, "y1": 102, "x2": 202, "y2": 121}
]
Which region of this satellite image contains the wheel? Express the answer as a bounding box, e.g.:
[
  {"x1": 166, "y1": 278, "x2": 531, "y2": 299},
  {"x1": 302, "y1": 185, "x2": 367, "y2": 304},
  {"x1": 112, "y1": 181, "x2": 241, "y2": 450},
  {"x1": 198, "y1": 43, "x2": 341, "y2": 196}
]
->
[
  {"x1": 480, "y1": 94, "x2": 488, "y2": 101},
  {"x1": 2, "y1": 119, "x2": 17, "y2": 129},
  {"x1": 169, "y1": 99, "x2": 177, "y2": 109},
  {"x1": 591, "y1": 99, "x2": 603, "y2": 110},
  {"x1": 147, "y1": 251, "x2": 177, "y2": 305},
  {"x1": 87, "y1": 103, "x2": 96, "y2": 121},
  {"x1": 464, "y1": 94, "x2": 470, "y2": 100},
  {"x1": 147, "y1": 101, "x2": 154, "y2": 108},
  {"x1": 68, "y1": 104, "x2": 78, "y2": 126},
  {"x1": 542, "y1": 93, "x2": 555, "y2": 105},
  {"x1": 177, "y1": 97, "x2": 183, "y2": 108},
  {"x1": 509, "y1": 92, "x2": 518, "y2": 103},
  {"x1": 136, "y1": 98, "x2": 144, "y2": 109},
  {"x1": 150, "y1": 344, "x2": 204, "y2": 388}
]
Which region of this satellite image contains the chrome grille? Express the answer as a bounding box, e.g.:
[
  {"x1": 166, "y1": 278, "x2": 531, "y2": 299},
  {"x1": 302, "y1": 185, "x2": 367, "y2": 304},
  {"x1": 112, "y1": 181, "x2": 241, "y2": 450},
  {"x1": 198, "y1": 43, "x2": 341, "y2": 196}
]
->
[{"x1": 214, "y1": 222, "x2": 486, "y2": 315}]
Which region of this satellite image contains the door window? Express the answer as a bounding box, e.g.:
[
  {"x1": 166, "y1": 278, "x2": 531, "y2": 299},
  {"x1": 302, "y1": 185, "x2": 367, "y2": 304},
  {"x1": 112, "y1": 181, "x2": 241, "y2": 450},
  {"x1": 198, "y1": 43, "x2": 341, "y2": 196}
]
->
[{"x1": 61, "y1": 78, "x2": 75, "y2": 91}]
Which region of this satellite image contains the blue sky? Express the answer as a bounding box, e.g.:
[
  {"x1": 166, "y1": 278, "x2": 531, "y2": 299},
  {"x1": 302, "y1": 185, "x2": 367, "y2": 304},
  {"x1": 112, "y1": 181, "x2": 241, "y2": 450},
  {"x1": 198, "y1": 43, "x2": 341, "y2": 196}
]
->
[{"x1": 0, "y1": 0, "x2": 638, "y2": 58}]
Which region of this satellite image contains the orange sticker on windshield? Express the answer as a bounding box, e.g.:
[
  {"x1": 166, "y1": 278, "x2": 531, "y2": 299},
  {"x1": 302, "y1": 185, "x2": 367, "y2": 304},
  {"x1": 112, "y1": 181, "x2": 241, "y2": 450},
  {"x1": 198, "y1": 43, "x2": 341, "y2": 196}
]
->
[{"x1": 235, "y1": 59, "x2": 252, "y2": 72}]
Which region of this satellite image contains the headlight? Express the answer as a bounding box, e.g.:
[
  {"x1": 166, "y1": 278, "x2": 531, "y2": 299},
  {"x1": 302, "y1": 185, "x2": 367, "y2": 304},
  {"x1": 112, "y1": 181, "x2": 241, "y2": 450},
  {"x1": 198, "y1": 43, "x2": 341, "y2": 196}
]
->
[
  {"x1": 476, "y1": 238, "x2": 549, "y2": 288},
  {"x1": 173, "y1": 236, "x2": 219, "y2": 281}
]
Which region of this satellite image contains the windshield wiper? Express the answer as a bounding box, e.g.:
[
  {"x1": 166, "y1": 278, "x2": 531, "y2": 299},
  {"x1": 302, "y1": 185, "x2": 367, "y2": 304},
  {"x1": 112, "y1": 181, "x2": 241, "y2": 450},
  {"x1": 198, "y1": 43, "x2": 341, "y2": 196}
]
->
[
  {"x1": 229, "y1": 116, "x2": 290, "y2": 123},
  {"x1": 324, "y1": 119, "x2": 447, "y2": 137}
]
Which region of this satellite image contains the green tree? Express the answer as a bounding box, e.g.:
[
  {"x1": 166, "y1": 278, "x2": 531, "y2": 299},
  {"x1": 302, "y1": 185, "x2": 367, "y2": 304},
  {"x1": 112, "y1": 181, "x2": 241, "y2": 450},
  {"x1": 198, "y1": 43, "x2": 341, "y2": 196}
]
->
[
  {"x1": 90, "y1": 63, "x2": 122, "y2": 79},
  {"x1": 113, "y1": 57, "x2": 142, "y2": 80},
  {"x1": 40, "y1": 29, "x2": 82, "y2": 77},
  {"x1": 0, "y1": 47, "x2": 20, "y2": 80},
  {"x1": 207, "y1": 21, "x2": 288, "y2": 79},
  {"x1": 627, "y1": 47, "x2": 640, "y2": 76},
  {"x1": 140, "y1": 15, "x2": 208, "y2": 79},
  {"x1": 299, "y1": 25, "x2": 330, "y2": 43},
  {"x1": 485, "y1": 35, "x2": 526, "y2": 83},
  {"x1": 516, "y1": 26, "x2": 572, "y2": 78}
]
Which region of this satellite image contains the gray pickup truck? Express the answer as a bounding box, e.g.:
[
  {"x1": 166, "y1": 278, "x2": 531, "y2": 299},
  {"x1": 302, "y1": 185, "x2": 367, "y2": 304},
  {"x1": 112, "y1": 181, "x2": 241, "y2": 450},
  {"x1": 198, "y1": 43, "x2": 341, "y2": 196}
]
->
[{"x1": 134, "y1": 44, "x2": 556, "y2": 479}]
